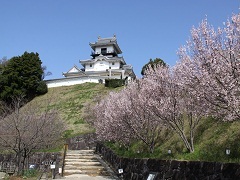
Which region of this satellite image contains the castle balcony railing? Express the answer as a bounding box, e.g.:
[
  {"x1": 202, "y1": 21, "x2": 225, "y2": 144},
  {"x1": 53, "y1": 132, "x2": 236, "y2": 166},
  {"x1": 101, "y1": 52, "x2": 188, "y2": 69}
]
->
[{"x1": 90, "y1": 51, "x2": 118, "y2": 58}]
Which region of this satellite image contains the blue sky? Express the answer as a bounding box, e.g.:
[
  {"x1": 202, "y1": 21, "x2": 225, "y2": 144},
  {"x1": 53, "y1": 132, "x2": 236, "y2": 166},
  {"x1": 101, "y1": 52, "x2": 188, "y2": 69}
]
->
[{"x1": 0, "y1": 0, "x2": 239, "y2": 79}]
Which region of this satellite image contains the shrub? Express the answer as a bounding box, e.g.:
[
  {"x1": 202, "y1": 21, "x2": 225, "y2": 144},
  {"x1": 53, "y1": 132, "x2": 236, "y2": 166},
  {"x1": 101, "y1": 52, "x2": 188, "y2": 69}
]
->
[
  {"x1": 105, "y1": 79, "x2": 124, "y2": 88},
  {"x1": 23, "y1": 169, "x2": 38, "y2": 178},
  {"x1": 36, "y1": 81, "x2": 48, "y2": 95}
]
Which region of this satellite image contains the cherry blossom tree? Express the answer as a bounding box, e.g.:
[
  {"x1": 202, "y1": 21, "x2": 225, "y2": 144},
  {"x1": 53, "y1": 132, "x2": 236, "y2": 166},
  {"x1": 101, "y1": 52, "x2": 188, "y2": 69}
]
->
[
  {"x1": 177, "y1": 13, "x2": 240, "y2": 121},
  {"x1": 94, "y1": 80, "x2": 164, "y2": 153},
  {"x1": 95, "y1": 64, "x2": 204, "y2": 153},
  {"x1": 94, "y1": 13, "x2": 240, "y2": 154},
  {"x1": 144, "y1": 64, "x2": 205, "y2": 153},
  {"x1": 0, "y1": 97, "x2": 65, "y2": 175},
  {"x1": 122, "y1": 80, "x2": 163, "y2": 153},
  {"x1": 94, "y1": 91, "x2": 134, "y2": 147}
]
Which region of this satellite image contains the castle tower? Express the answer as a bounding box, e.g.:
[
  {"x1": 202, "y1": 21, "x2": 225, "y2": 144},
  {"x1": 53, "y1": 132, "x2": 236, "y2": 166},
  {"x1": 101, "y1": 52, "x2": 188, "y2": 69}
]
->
[
  {"x1": 62, "y1": 35, "x2": 135, "y2": 84},
  {"x1": 90, "y1": 35, "x2": 121, "y2": 58}
]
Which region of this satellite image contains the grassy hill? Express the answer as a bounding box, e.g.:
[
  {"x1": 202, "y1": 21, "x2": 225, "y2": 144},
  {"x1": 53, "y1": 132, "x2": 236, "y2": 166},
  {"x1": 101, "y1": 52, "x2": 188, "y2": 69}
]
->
[
  {"x1": 31, "y1": 83, "x2": 113, "y2": 138},
  {"x1": 30, "y1": 82, "x2": 240, "y2": 163},
  {"x1": 107, "y1": 116, "x2": 240, "y2": 163}
]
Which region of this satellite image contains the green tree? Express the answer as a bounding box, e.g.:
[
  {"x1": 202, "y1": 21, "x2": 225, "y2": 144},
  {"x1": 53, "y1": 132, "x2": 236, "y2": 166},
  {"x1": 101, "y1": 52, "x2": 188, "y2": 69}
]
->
[
  {"x1": 141, "y1": 58, "x2": 166, "y2": 76},
  {"x1": 0, "y1": 57, "x2": 8, "y2": 74},
  {"x1": 0, "y1": 52, "x2": 48, "y2": 103}
]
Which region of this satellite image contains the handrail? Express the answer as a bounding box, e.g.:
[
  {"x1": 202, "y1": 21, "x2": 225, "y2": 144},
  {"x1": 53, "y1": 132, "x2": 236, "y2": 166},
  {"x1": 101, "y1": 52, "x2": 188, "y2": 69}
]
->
[{"x1": 61, "y1": 144, "x2": 68, "y2": 177}]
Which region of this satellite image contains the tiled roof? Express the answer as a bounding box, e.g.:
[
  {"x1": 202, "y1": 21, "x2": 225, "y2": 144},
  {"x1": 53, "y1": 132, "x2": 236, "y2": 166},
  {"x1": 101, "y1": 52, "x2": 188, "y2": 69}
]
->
[{"x1": 89, "y1": 35, "x2": 122, "y2": 54}]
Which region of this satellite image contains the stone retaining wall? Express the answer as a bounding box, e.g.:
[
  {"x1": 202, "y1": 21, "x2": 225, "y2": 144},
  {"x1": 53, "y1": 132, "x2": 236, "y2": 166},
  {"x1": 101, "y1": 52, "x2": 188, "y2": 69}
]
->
[
  {"x1": 96, "y1": 143, "x2": 240, "y2": 180},
  {"x1": 66, "y1": 133, "x2": 96, "y2": 150},
  {"x1": 0, "y1": 152, "x2": 62, "y2": 175}
]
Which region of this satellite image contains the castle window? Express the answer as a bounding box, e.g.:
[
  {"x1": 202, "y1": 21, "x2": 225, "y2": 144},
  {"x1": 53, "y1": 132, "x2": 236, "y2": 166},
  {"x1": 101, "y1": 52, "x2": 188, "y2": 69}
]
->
[
  {"x1": 90, "y1": 64, "x2": 92, "y2": 67},
  {"x1": 112, "y1": 62, "x2": 115, "y2": 65},
  {"x1": 101, "y1": 48, "x2": 107, "y2": 54}
]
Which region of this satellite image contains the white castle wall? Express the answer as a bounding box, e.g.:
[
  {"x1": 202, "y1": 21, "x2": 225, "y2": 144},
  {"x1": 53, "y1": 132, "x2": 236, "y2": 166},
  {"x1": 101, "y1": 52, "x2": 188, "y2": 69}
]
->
[
  {"x1": 45, "y1": 77, "x2": 101, "y2": 88},
  {"x1": 84, "y1": 61, "x2": 120, "y2": 72},
  {"x1": 95, "y1": 45, "x2": 114, "y2": 54},
  {"x1": 45, "y1": 74, "x2": 124, "y2": 88}
]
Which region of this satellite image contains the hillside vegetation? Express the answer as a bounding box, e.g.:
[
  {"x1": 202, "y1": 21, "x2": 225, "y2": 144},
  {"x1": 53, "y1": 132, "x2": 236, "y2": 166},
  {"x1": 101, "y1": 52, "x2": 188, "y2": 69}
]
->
[
  {"x1": 107, "y1": 117, "x2": 240, "y2": 163},
  {"x1": 28, "y1": 82, "x2": 240, "y2": 163},
  {"x1": 31, "y1": 83, "x2": 113, "y2": 138}
]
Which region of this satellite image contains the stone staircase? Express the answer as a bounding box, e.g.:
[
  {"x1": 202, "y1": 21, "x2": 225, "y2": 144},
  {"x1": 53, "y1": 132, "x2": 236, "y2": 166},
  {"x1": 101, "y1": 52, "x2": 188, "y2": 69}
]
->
[{"x1": 64, "y1": 150, "x2": 113, "y2": 177}]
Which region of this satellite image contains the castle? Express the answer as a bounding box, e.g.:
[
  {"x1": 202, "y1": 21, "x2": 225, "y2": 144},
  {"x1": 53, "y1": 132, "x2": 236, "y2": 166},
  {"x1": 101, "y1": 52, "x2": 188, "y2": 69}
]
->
[{"x1": 46, "y1": 35, "x2": 135, "y2": 88}]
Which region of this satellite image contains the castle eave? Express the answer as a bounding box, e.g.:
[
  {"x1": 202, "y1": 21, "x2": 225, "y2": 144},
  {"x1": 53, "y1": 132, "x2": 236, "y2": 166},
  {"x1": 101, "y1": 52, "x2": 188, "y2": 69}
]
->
[{"x1": 79, "y1": 57, "x2": 126, "y2": 65}]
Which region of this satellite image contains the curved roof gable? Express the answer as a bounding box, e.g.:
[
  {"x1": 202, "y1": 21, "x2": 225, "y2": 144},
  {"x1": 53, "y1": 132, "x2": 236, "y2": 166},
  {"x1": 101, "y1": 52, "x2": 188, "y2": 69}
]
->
[
  {"x1": 67, "y1": 65, "x2": 82, "y2": 73},
  {"x1": 89, "y1": 35, "x2": 122, "y2": 54}
]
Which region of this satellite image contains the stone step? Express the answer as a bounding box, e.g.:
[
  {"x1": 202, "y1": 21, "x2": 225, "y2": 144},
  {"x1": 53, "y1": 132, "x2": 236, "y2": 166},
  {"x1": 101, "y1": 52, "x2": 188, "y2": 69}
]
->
[
  {"x1": 66, "y1": 154, "x2": 94, "y2": 157},
  {"x1": 66, "y1": 153, "x2": 94, "y2": 156},
  {"x1": 64, "y1": 165, "x2": 105, "y2": 170},
  {"x1": 63, "y1": 150, "x2": 113, "y2": 178},
  {"x1": 65, "y1": 161, "x2": 102, "y2": 166},
  {"x1": 64, "y1": 169, "x2": 109, "y2": 176},
  {"x1": 66, "y1": 152, "x2": 94, "y2": 155},
  {"x1": 63, "y1": 174, "x2": 112, "y2": 179},
  {"x1": 65, "y1": 155, "x2": 96, "y2": 159},
  {"x1": 66, "y1": 155, "x2": 94, "y2": 158},
  {"x1": 65, "y1": 153, "x2": 94, "y2": 156},
  {"x1": 65, "y1": 158, "x2": 98, "y2": 162},
  {"x1": 67, "y1": 150, "x2": 94, "y2": 152},
  {"x1": 65, "y1": 156, "x2": 96, "y2": 160},
  {"x1": 67, "y1": 150, "x2": 94, "y2": 154}
]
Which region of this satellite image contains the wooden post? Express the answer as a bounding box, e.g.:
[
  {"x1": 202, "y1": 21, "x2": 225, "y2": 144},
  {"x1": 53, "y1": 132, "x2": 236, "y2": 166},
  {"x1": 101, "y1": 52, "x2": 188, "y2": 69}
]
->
[{"x1": 62, "y1": 144, "x2": 68, "y2": 177}]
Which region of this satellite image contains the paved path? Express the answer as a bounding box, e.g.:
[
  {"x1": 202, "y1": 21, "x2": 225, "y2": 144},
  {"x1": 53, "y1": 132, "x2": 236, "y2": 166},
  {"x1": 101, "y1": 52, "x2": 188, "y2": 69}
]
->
[{"x1": 54, "y1": 150, "x2": 118, "y2": 180}]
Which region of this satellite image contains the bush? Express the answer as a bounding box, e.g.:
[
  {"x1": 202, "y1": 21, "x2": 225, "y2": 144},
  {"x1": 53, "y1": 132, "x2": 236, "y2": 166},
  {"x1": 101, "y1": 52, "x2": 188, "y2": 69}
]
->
[
  {"x1": 105, "y1": 79, "x2": 124, "y2": 88},
  {"x1": 36, "y1": 81, "x2": 48, "y2": 95},
  {"x1": 74, "y1": 118, "x2": 84, "y2": 124},
  {"x1": 23, "y1": 169, "x2": 38, "y2": 178},
  {"x1": 63, "y1": 130, "x2": 74, "y2": 138}
]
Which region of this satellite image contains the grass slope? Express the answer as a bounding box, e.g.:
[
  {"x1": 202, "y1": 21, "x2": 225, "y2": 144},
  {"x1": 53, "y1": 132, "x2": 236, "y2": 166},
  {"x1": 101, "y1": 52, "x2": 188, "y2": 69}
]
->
[
  {"x1": 107, "y1": 117, "x2": 240, "y2": 163},
  {"x1": 30, "y1": 82, "x2": 240, "y2": 162},
  {"x1": 32, "y1": 83, "x2": 112, "y2": 138}
]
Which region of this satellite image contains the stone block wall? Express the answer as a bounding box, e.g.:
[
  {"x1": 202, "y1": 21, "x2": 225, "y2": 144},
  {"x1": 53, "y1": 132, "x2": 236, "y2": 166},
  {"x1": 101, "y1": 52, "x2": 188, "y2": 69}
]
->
[
  {"x1": 0, "y1": 152, "x2": 62, "y2": 175},
  {"x1": 96, "y1": 143, "x2": 240, "y2": 180},
  {"x1": 66, "y1": 133, "x2": 96, "y2": 150}
]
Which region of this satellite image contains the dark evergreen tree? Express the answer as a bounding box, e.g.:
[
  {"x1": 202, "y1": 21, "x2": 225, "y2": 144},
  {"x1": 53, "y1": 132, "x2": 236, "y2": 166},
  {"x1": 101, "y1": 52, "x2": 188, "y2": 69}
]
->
[
  {"x1": 0, "y1": 57, "x2": 8, "y2": 74},
  {"x1": 141, "y1": 58, "x2": 166, "y2": 76},
  {"x1": 0, "y1": 52, "x2": 48, "y2": 103}
]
